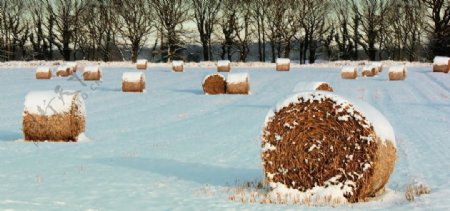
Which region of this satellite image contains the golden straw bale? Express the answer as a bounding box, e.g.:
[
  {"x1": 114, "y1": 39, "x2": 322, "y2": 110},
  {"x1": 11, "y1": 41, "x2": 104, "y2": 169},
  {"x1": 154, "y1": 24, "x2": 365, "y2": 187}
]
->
[
  {"x1": 262, "y1": 92, "x2": 397, "y2": 203},
  {"x1": 276, "y1": 58, "x2": 290, "y2": 71},
  {"x1": 217, "y1": 60, "x2": 231, "y2": 72},
  {"x1": 388, "y1": 65, "x2": 407, "y2": 81},
  {"x1": 202, "y1": 74, "x2": 226, "y2": 95},
  {"x1": 122, "y1": 72, "x2": 146, "y2": 92},
  {"x1": 83, "y1": 65, "x2": 102, "y2": 81},
  {"x1": 56, "y1": 65, "x2": 73, "y2": 77},
  {"x1": 362, "y1": 65, "x2": 377, "y2": 77},
  {"x1": 136, "y1": 59, "x2": 148, "y2": 70},
  {"x1": 172, "y1": 60, "x2": 184, "y2": 72},
  {"x1": 226, "y1": 73, "x2": 250, "y2": 94},
  {"x1": 36, "y1": 66, "x2": 52, "y2": 80},
  {"x1": 23, "y1": 91, "x2": 85, "y2": 142},
  {"x1": 341, "y1": 66, "x2": 358, "y2": 79}
]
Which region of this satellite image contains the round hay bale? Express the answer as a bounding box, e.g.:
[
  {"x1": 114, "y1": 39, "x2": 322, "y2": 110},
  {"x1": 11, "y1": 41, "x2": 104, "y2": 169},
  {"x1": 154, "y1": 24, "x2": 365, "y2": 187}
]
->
[
  {"x1": 23, "y1": 91, "x2": 85, "y2": 142},
  {"x1": 226, "y1": 73, "x2": 250, "y2": 95},
  {"x1": 292, "y1": 82, "x2": 333, "y2": 93},
  {"x1": 341, "y1": 66, "x2": 358, "y2": 79},
  {"x1": 202, "y1": 74, "x2": 226, "y2": 95},
  {"x1": 371, "y1": 62, "x2": 383, "y2": 73},
  {"x1": 136, "y1": 59, "x2": 148, "y2": 70},
  {"x1": 217, "y1": 60, "x2": 231, "y2": 72},
  {"x1": 122, "y1": 72, "x2": 146, "y2": 92},
  {"x1": 56, "y1": 65, "x2": 73, "y2": 77},
  {"x1": 36, "y1": 66, "x2": 52, "y2": 80},
  {"x1": 65, "y1": 62, "x2": 78, "y2": 72},
  {"x1": 262, "y1": 92, "x2": 397, "y2": 203},
  {"x1": 362, "y1": 65, "x2": 377, "y2": 77},
  {"x1": 83, "y1": 65, "x2": 102, "y2": 81},
  {"x1": 276, "y1": 58, "x2": 290, "y2": 71},
  {"x1": 172, "y1": 60, "x2": 184, "y2": 72},
  {"x1": 388, "y1": 65, "x2": 407, "y2": 81},
  {"x1": 432, "y1": 56, "x2": 449, "y2": 73}
]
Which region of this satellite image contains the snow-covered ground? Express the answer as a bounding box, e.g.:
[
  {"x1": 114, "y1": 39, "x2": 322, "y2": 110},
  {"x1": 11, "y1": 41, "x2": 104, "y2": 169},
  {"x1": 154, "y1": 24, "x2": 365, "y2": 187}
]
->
[{"x1": 0, "y1": 62, "x2": 448, "y2": 210}]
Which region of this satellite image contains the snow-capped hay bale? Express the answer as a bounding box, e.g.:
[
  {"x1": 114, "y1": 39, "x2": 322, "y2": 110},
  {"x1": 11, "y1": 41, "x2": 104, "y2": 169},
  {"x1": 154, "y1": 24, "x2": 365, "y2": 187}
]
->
[
  {"x1": 172, "y1": 60, "x2": 184, "y2": 72},
  {"x1": 202, "y1": 74, "x2": 226, "y2": 95},
  {"x1": 371, "y1": 62, "x2": 383, "y2": 73},
  {"x1": 276, "y1": 58, "x2": 290, "y2": 71},
  {"x1": 226, "y1": 73, "x2": 250, "y2": 94},
  {"x1": 122, "y1": 72, "x2": 146, "y2": 92},
  {"x1": 432, "y1": 56, "x2": 449, "y2": 73},
  {"x1": 362, "y1": 65, "x2": 377, "y2": 77},
  {"x1": 217, "y1": 60, "x2": 231, "y2": 72},
  {"x1": 341, "y1": 66, "x2": 358, "y2": 79},
  {"x1": 65, "y1": 62, "x2": 78, "y2": 72},
  {"x1": 388, "y1": 65, "x2": 407, "y2": 81},
  {"x1": 36, "y1": 66, "x2": 52, "y2": 80},
  {"x1": 136, "y1": 59, "x2": 148, "y2": 70},
  {"x1": 262, "y1": 92, "x2": 397, "y2": 203},
  {"x1": 23, "y1": 91, "x2": 85, "y2": 142},
  {"x1": 56, "y1": 65, "x2": 73, "y2": 77},
  {"x1": 83, "y1": 65, "x2": 102, "y2": 81},
  {"x1": 292, "y1": 82, "x2": 333, "y2": 93}
]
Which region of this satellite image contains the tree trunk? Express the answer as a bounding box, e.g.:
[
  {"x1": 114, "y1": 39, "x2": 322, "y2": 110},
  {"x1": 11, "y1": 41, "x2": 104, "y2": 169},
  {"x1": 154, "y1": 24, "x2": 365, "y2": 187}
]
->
[
  {"x1": 201, "y1": 38, "x2": 209, "y2": 61},
  {"x1": 63, "y1": 42, "x2": 70, "y2": 60},
  {"x1": 131, "y1": 41, "x2": 139, "y2": 63}
]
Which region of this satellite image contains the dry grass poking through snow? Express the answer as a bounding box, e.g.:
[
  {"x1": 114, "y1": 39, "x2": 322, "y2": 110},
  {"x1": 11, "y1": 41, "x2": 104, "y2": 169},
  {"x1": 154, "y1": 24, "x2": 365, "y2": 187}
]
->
[
  {"x1": 405, "y1": 183, "x2": 431, "y2": 202},
  {"x1": 227, "y1": 181, "x2": 345, "y2": 207}
]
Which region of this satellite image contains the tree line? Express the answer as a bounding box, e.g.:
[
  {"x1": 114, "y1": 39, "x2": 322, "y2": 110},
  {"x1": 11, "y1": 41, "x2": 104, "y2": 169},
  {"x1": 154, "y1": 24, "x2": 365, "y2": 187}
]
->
[{"x1": 0, "y1": 0, "x2": 448, "y2": 63}]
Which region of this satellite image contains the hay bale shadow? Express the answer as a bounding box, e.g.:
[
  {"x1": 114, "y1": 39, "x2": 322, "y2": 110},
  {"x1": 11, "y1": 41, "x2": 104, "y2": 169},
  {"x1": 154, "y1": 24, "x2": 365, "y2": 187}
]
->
[
  {"x1": 0, "y1": 130, "x2": 22, "y2": 142},
  {"x1": 97, "y1": 87, "x2": 122, "y2": 92},
  {"x1": 170, "y1": 88, "x2": 204, "y2": 95},
  {"x1": 96, "y1": 157, "x2": 262, "y2": 186}
]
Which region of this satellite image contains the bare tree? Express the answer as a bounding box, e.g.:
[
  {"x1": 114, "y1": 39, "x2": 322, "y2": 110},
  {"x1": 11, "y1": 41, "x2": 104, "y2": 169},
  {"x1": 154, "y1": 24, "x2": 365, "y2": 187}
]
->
[
  {"x1": 296, "y1": 0, "x2": 330, "y2": 64},
  {"x1": 264, "y1": 0, "x2": 297, "y2": 62},
  {"x1": 0, "y1": 0, "x2": 29, "y2": 61},
  {"x1": 29, "y1": 0, "x2": 52, "y2": 60},
  {"x1": 234, "y1": 0, "x2": 254, "y2": 62},
  {"x1": 420, "y1": 0, "x2": 450, "y2": 57},
  {"x1": 112, "y1": 0, "x2": 153, "y2": 63},
  {"x1": 350, "y1": 0, "x2": 393, "y2": 61},
  {"x1": 78, "y1": 0, "x2": 118, "y2": 61},
  {"x1": 44, "y1": 0, "x2": 87, "y2": 60},
  {"x1": 192, "y1": 0, "x2": 222, "y2": 61},
  {"x1": 333, "y1": 0, "x2": 356, "y2": 60},
  {"x1": 218, "y1": 0, "x2": 238, "y2": 60},
  {"x1": 151, "y1": 0, "x2": 190, "y2": 62},
  {"x1": 251, "y1": 0, "x2": 267, "y2": 62},
  {"x1": 384, "y1": 0, "x2": 426, "y2": 61}
]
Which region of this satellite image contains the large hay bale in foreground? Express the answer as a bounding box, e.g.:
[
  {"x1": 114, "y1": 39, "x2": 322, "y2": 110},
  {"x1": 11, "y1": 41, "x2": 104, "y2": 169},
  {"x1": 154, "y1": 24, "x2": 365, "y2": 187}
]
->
[
  {"x1": 202, "y1": 74, "x2": 226, "y2": 95},
  {"x1": 292, "y1": 81, "x2": 333, "y2": 93},
  {"x1": 432, "y1": 56, "x2": 449, "y2": 73},
  {"x1": 262, "y1": 92, "x2": 397, "y2": 203},
  {"x1": 388, "y1": 65, "x2": 407, "y2": 81},
  {"x1": 276, "y1": 58, "x2": 290, "y2": 71},
  {"x1": 217, "y1": 60, "x2": 231, "y2": 72},
  {"x1": 172, "y1": 60, "x2": 184, "y2": 72},
  {"x1": 56, "y1": 65, "x2": 73, "y2": 77},
  {"x1": 83, "y1": 65, "x2": 102, "y2": 81},
  {"x1": 122, "y1": 72, "x2": 146, "y2": 92},
  {"x1": 226, "y1": 73, "x2": 250, "y2": 94},
  {"x1": 362, "y1": 65, "x2": 377, "y2": 77},
  {"x1": 136, "y1": 59, "x2": 148, "y2": 70},
  {"x1": 36, "y1": 66, "x2": 52, "y2": 80},
  {"x1": 341, "y1": 66, "x2": 358, "y2": 79},
  {"x1": 371, "y1": 62, "x2": 383, "y2": 73},
  {"x1": 23, "y1": 91, "x2": 85, "y2": 142}
]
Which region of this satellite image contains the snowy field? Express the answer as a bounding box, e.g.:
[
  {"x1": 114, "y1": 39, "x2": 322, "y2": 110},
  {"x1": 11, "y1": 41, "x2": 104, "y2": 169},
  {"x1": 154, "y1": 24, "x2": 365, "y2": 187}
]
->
[{"x1": 0, "y1": 63, "x2": 449, "y2": 210}]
